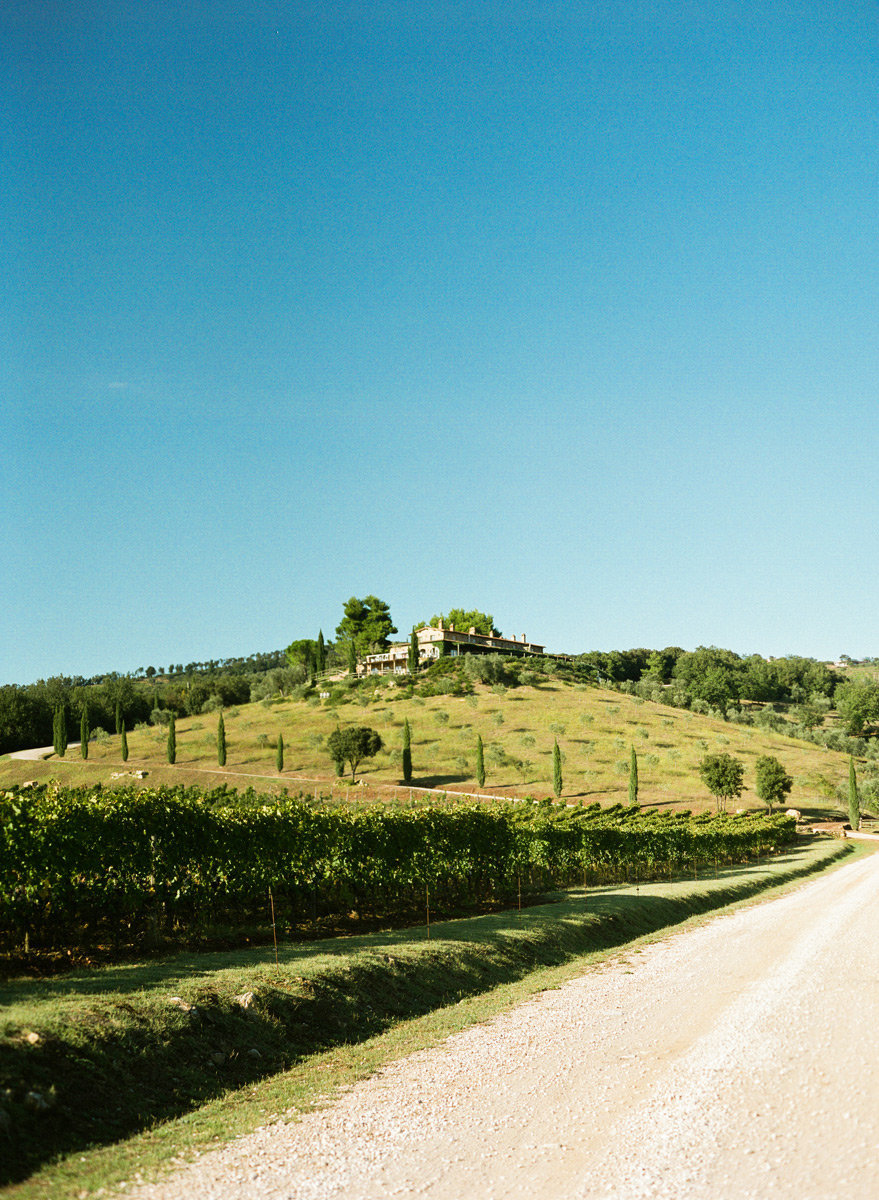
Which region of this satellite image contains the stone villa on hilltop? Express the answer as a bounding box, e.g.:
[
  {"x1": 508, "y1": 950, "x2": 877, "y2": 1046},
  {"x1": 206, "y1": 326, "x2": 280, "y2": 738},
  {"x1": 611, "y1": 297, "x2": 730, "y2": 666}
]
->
[{"x1": 358, "y1": 621, "x2": 545, "y2": 677}]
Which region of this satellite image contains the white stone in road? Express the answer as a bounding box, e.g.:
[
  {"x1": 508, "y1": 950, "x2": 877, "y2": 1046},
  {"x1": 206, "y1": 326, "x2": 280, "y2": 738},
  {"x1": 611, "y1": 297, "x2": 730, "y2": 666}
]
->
[{"x1": 129, "y1": 853, "x2": 879, "y2": 1200}]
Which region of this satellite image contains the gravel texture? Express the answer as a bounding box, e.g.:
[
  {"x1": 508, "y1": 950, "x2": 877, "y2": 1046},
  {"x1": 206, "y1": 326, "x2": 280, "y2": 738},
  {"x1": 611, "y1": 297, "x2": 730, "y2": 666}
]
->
[{"x1": 129, "y1": 853, "x2": 879, "y2": 1200}]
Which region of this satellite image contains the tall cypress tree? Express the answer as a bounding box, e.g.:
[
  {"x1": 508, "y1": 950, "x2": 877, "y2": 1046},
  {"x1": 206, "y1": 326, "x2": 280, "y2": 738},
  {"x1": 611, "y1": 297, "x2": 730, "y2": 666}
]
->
[
  {"x1": 120, "y1": 720, "x2": 129, "y2": 762},
  {"x1": 115, "y1": 701, "x2": 122, "y2": 736},
  {"x1": 408, "y1": 628, "x2": 419, "y2": 674},
  {"x1": 553, "y1": 739, "x2": 563, "y2": 798},
  {"x1": 316, "y1": 630, "x2": 326, "y2": 676},
  {"x1": 80, "y1": 707, "x2": 89, "y2": 760},
  {"x1": 276, "y1": 733, "x2": 284, "y2": 773},
  {"x1": 167, "y1": 713, "x2": 176, "y2": 765},
  {"x1": 849, "y1": 756, "x2": 860, "y2": 831},
  {"x1": 217, "y1": 711, "x2": 227, "y2": 767},
  {"x1": 629, "y1": 745, "x2": 639, "y2": 806},
  {"x1": 402, "y1": 717, "x2": 412, "y2": 783},
  {"x1": 53, "y1": 707, "x2": 63, "y2": 757},
  {"x1": 476, "y1": 734, "x2": 485, "y2": 788}
]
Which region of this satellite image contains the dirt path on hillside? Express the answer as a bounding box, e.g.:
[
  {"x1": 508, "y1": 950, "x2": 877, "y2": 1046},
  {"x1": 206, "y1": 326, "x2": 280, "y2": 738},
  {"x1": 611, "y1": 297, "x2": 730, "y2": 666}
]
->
[{"x1": 130, "y1": 855, "x2": 879, "y2": 1200}]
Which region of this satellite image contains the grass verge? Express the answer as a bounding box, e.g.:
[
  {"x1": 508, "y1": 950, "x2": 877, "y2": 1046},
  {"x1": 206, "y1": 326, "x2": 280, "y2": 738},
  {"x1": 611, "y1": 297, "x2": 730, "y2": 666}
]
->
[{"x1": 1, "y1": 838, "x2": 855, "y2": 1196}]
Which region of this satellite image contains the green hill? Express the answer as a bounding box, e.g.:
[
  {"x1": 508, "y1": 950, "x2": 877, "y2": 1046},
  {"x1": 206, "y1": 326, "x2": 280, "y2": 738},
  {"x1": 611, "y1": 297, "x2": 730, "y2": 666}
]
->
[{"x1": 0, "y1": 669, "x2": 861, "y2": 817}]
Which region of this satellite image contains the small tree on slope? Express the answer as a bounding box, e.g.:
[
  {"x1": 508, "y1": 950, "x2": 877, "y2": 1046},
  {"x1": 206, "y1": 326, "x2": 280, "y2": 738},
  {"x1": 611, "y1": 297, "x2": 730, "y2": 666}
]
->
[
  {"x1": 167, "y1": 713, "x2": 176, "y2": 765},
  {"x1": 217, "y1": 712, "x2": 227, "y2": 767},
  {"x1": 629, "y1": 745, "x2": 638, "y2": 806},
  {"x1": 698, "y1": 753, "x2": 744, "y2": 814},
  {"x1": 849, "y1": 756, "x2": 861, "y2": 831},
  {"x1": 402, "y1": 717, "x2": 412, "y2": 784},
  {"x1": 755, "y1": 755, "x2": 792, "y2": 814}
]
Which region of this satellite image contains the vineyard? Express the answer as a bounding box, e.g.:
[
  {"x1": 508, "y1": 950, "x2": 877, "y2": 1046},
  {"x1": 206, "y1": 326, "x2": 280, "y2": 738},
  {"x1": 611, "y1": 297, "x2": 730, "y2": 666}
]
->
[{"x1": 1, "y1": 782, "x2": 797, "y2": 951}]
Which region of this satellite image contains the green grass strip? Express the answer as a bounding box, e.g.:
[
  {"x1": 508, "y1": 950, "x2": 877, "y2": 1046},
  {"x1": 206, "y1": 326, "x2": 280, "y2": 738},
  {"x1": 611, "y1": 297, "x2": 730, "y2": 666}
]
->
[{"x1": 0, "y1": 839, "x2": 850, "y2": 1191}]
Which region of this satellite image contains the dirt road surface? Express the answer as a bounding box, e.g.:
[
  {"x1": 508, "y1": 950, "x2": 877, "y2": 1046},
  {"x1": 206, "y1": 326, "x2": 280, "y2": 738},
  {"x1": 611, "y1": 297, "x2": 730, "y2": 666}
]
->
[{"x1": 131, "y1": 852, "x2": 879, "y2": 1200}]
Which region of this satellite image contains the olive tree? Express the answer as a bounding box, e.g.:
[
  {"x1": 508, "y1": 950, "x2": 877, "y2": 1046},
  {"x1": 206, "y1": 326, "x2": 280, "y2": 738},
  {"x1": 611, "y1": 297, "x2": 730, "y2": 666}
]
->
[
  {"x1": 698, "y1": 752, "x2": 744, "y2": 813},
  {"x1": 327, "y1": 725, "x2": 383, "y2": 781},
  {"x1": 754, "y1": 755, "x2": 792, "y2": 813}
]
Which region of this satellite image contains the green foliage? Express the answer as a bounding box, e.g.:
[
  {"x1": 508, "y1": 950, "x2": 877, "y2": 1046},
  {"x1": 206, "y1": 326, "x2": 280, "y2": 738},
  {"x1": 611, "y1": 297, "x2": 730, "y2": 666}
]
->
[
  {"x1": 276, "y1": 733, "x2": 284, "y2": 773},
  {"x1": 849, "y1": 756, "x2": 860, "y2": 831},
  {"x1": 476, "y1": 734, "x2": 485, "y2": 788},
  {"x1": 347, "y1": 640, "x2": 357, "y2": 675},
  {"x1": 52, "y1": 706, "x2": 67, "y2": 758},
  {"x1": 120, "y1": 721, "x2": 128, "y2": 762},
  {"x1": 835, "y1": 679, "x2": 879, "y2": 736},
  {"x1": 326, "y1": 725, "x2": 383, "y2": 781},
  {"x1": 217, "y1": 712, "x2": 226, "y2": 767},
  {"x1": 754, "y1": 755, "x2": 792, "y2": 813},
  {"x1": 428, "y1": 609, "x2": 498, "y2": 636},
  {"x1": 316, "y1": 630, "x2": 326, "y2": 676},
  {"x1": 674, "y1": 647, "x2": 744, "y2": 713},
  {"x1": 0, "y1": 783, "x2": 799, "y2": 952},
  {"x1": 552, "y1": 740, "x2": 562, "y2": 798},
  {"x1": 284, "y1": 638, "x2": 318, "y2": 673},
  {"x1": 698, "y1": 752, "x2": 744, "y2": 813},
  {"x1": 115, "y1": 701, "x2": 122, "y2": 735},
  {"x1": 167, "y1": 713, "x2": 176, "y2": 765},
  {"x1": 336, "y1": 595, "x2": 397, "y2": 660},
  {"x1": 402, "y1": 717, "x2": 412, "y2": 783},
  {"x1": 629, "y1": 745, "x2": 638, "y2": 805},
  {"x1": 408, "y1": 628, "x2": 419, "y2": 674}
]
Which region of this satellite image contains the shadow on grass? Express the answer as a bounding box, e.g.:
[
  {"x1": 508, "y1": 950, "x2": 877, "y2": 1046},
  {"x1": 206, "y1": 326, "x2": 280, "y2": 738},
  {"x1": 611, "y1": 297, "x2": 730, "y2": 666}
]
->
[
  {"x1": 0, "y1": 841, "x2": 852, "y2": 1185},
  {"x1": 410, "y1": 773, "x2": 469, "y2": 788}
]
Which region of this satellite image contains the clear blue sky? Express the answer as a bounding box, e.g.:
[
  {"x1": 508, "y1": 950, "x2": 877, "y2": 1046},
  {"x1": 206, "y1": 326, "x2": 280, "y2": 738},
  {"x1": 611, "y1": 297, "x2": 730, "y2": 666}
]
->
[{"x1": 3, "y1": 1, "x2": 878, "y2": 684}]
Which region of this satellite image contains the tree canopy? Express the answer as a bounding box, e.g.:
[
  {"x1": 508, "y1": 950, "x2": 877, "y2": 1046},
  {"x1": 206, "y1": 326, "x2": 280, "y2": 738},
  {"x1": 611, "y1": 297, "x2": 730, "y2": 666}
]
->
[
  {"x1": 284, "y1": 638, "x2": 319, "y2": 674},
  {"x1": 335, "y1": 596, "x2": 397, "y2": 659},
  {"x1": 327, "y1": 725, "x2": 383, "y2": 781},
  {"x1": 698, "y1": 752, "x2": 745, "y2": 812},
  {"x1": 834, "y1": 679, "x2": 879, "y2": 735},
  {"x1": 754, "y1": 755, "x2": 793, "y2": 812},
  {"x1": 429, "y1": 609, "x2": 498, "y2": 636}
]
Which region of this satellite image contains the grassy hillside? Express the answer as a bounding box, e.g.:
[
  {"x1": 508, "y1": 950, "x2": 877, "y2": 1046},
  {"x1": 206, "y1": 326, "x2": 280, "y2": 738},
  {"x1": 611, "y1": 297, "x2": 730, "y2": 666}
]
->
[{"x1": 0, "y1": 673, "x2": 862, "y2": 815}]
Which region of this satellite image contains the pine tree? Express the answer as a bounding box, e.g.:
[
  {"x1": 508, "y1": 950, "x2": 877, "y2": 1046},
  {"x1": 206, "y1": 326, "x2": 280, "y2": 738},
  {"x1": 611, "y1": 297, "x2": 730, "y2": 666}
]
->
[
  {"x1": 849, "y1": 755, "x2": 860, "y2": 831},
  {"x1": 80, "y1": 707, "x2": 89, "y2": 760},
  {"x1": 629, "y1": 745, "x2": 638, "y2": 806},
  {"x1": 408, "y1": 628, "x2": 419, "y2": 674},
  {"x1": 402, "y1": 717, "x2": 412, "y2": 783},
  {"x1": 167, "y1": 713, "x2": 176, "y2": 765},
  {"x1": 115, "y1": 701, "x2": 122, "y2": 735},
  {"x1": 217, "y1": 711, "x2": 226, "y2": 767},
  {"x1": 276, "y1": 733, "x2": 284, "y2": 773},
  {"x1": 316, "y1": 630, "x2": 326, "y2": 676},
  {"x1": 553, "y1": 739, "x2": 563, "y2": 798},
  {"x1": 120, "y1": 721, "x2": 129, "y2": 762},
  {"x1": 347, "y1": 640, "x2": 357, "y2": 675},
  {"x1": 476, "y1": 734, "x2": 485, "y2": 788}
]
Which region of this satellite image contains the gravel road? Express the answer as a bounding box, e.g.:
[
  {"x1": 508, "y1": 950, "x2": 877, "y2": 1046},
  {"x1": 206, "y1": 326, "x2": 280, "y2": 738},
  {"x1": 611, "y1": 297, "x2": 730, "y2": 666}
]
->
[{"x1": 130, "y1": 853, "x2": 879, "y2": 1200}]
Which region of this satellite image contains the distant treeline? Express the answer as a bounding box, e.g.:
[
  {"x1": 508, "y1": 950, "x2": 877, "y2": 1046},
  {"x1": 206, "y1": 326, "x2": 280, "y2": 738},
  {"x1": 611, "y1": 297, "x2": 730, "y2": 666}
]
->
[
  {"x1": 0, "y1": 650, "x2": 292, "y2": 755},
  {"x1": 574, "y1": 647, "x2": 840, "y2": 707}
]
